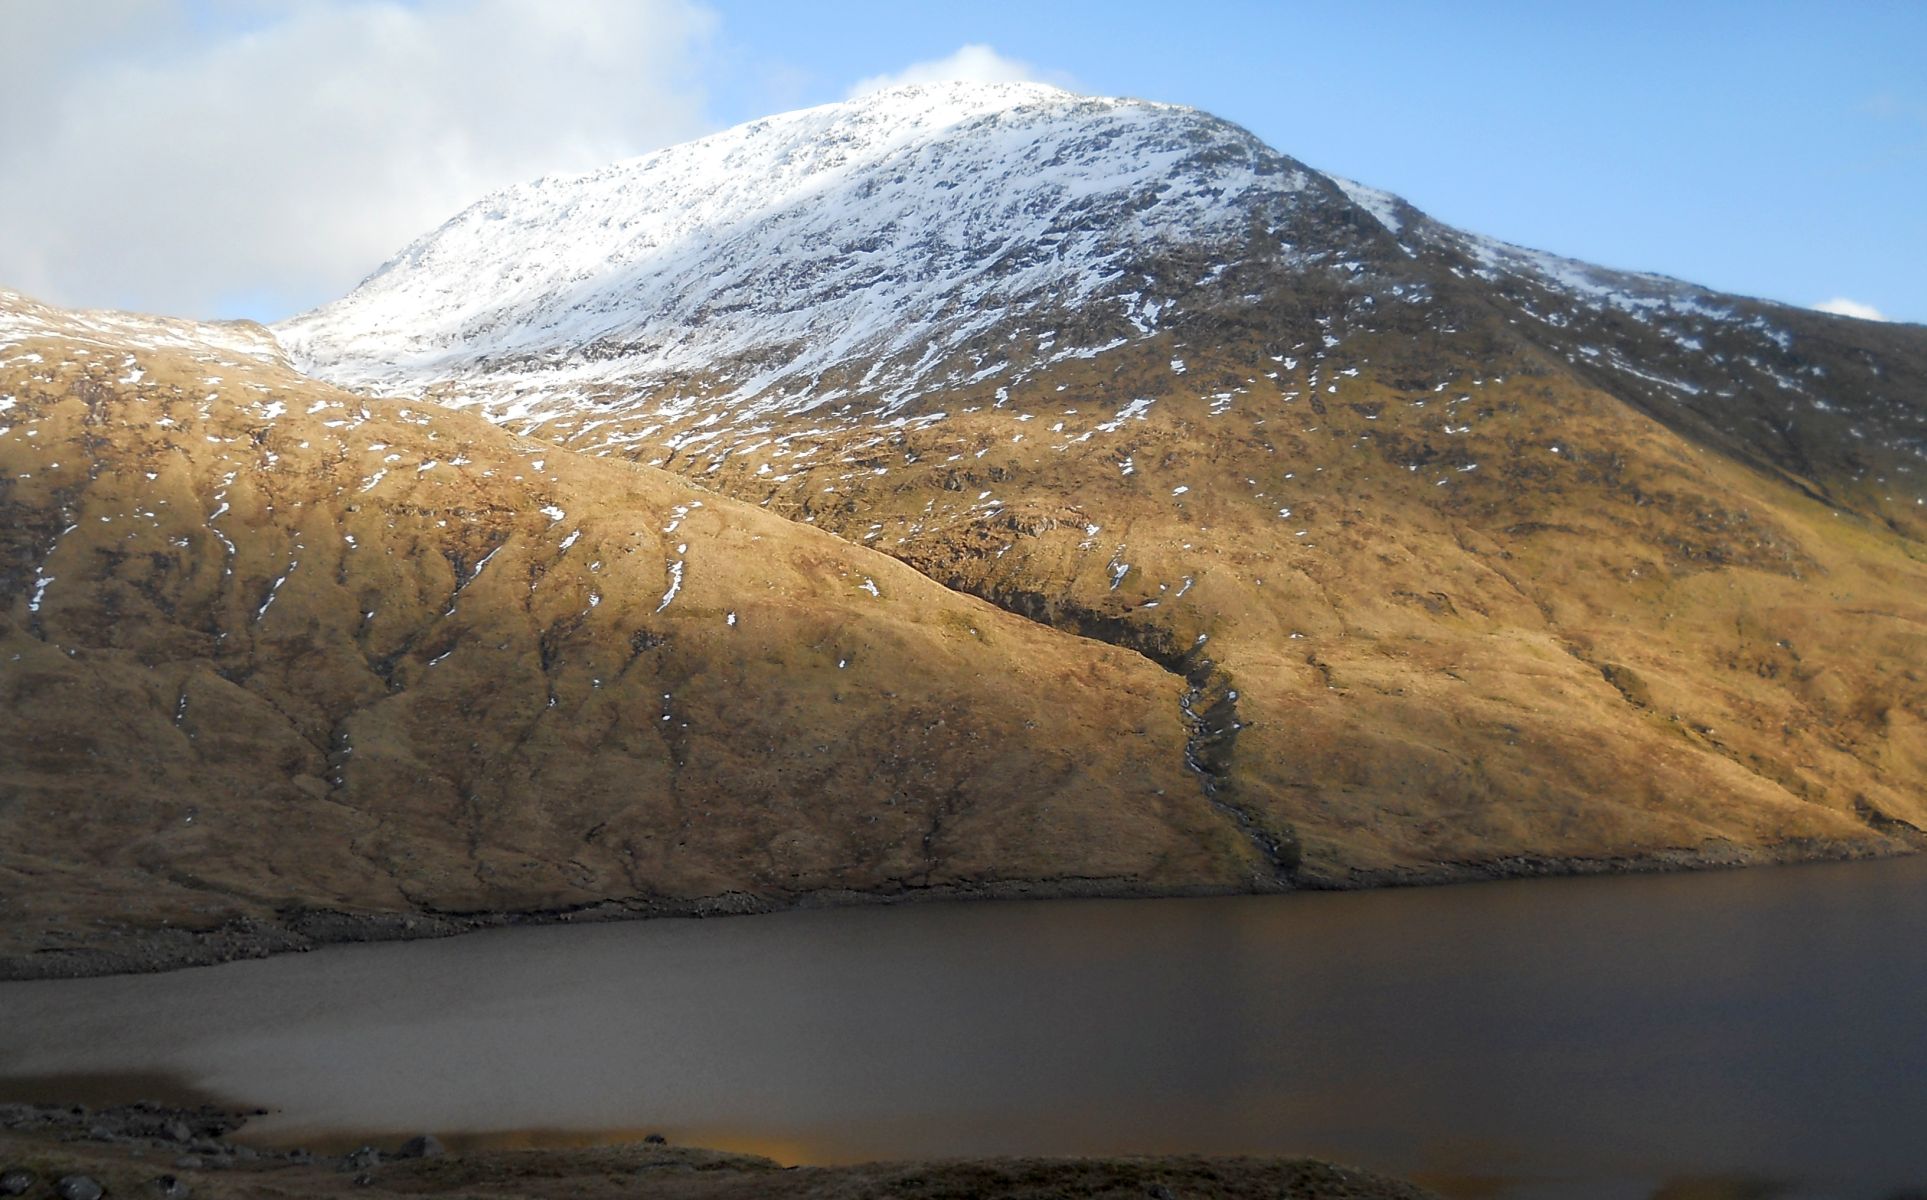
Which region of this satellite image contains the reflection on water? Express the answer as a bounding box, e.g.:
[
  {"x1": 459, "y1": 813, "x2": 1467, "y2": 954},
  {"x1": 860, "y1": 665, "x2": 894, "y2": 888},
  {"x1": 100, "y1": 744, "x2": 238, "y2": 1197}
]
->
[
  {"x1": 0, "y1": 1071, "x2": 237, "y2": 1113},
  {"x1": 2, "y1": 855, "x2": 1925, "y2": 1200}
]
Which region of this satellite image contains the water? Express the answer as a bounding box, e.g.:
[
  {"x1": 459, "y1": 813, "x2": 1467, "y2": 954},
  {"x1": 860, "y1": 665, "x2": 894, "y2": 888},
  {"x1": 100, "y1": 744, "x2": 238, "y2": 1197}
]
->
[{"x1": 3, "y1": 855, "x2": 1925, "y2": 1199}]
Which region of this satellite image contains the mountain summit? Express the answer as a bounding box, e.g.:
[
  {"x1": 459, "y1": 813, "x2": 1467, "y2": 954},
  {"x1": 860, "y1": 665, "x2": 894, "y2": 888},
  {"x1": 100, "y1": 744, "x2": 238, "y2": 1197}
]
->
[
  {"x1": 277, "y1": 82, "x2": 1331, "y2": 417},
  {"x1": 280, "y1": 82, "x2": 1924, "y2": 540}
]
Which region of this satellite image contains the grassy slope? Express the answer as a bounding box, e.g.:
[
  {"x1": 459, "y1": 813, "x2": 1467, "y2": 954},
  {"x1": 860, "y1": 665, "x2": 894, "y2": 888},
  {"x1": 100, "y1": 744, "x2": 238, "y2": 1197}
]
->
[
  {"x1": 3, "y1": 263, "x2": 1923, "y2": 970},
  {"x1": 549, "y1": 299, "x2": 1927, "y2": 884},
  {"x1": 0, "y1": 293, "x2": 1256, "y2": 974}
]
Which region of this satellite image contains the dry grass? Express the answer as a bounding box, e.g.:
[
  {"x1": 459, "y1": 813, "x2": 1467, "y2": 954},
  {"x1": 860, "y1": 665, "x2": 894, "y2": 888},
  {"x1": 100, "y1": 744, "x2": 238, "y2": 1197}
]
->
[{"x1": 1, "y1": 278, "x2": 1923, "y2": 972}]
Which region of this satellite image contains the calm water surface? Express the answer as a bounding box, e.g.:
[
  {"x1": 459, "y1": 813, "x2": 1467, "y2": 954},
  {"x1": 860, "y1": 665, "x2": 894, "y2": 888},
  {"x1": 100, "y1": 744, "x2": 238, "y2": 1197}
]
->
[{"x1": 3, "y1": 856, "x2": 1926, "y2": 1200}]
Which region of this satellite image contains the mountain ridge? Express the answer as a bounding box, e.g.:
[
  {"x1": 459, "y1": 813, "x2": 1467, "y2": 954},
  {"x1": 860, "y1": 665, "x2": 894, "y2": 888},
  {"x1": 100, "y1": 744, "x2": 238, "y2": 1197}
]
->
[
  {"x1": 276, "y1": 81, "x2": 1926, "y2": 541},
  {"x1": 275, "y1": 82, "x2": 1331, "y2": 415},
  {"x1": 271, "y1": 81, "x2": 1926, "y2": 891},
  {"x1": 3, "y1": 82, "x2": 1925, "y2": 975}
]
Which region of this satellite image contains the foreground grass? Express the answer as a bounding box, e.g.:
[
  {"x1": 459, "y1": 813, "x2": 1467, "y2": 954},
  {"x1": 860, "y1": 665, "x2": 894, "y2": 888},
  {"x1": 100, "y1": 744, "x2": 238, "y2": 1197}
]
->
[{"x1": 0, "y1": 1125, "x2": 1437, "y2": 1200}]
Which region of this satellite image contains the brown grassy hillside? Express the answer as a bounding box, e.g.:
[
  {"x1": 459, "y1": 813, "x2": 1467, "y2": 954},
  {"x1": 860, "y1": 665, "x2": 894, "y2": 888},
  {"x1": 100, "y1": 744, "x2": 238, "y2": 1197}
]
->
[
  {"x1": 4, "y1": 249, "x2": 1924, "y2": 975},
  {"x1": 513, "y1": 285, "x2": 1927, "y2": 886},
  {"x1": 0, "y1": 291, "x2": 1260, "y2": 976}
]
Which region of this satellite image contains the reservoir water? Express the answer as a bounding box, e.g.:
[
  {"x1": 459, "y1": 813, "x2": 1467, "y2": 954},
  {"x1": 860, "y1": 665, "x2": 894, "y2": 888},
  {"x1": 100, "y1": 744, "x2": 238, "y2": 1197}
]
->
[{"x1": 3, "y1": 855, "x2": 1925, "y2": 1199}]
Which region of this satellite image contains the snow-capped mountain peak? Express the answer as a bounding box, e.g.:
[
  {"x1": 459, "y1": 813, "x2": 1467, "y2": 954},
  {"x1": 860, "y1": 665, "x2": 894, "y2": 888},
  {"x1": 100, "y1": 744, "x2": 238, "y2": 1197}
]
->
[
  {"x1": 276, "y1": 79, "x2": 1914, "y2": 507},
  {"x1": 275, "y1": 81, "x2": 1316, "y2": 421}
]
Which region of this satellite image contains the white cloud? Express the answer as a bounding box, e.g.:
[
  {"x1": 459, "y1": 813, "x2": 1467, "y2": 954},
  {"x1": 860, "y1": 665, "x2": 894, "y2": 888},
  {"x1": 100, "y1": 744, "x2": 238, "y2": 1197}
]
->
[
  {"x1": 847, "y1": 44, "x2": 1074, "y2": 99},
  {"x1": 1813, "y1": 297, "x2": 1888, "y2": 322},
  {"x1": 0, "y1": 0, "x2": 719, "y2": 321}
]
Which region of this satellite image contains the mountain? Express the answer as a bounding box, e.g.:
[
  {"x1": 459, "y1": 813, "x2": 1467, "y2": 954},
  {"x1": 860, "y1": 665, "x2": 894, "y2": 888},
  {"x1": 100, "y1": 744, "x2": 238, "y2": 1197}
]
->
[
  {"x1": 277, "y1": 82, "x2": 1308, "y2": 422},
  {"x1": 278, "y1": 82, "x2": 1927, "y2": 881},
  {"x1": 4, "y1": 83, "x2": 1925, "y2": 972},
  {"x1": 277, "y1": 82, "x2": 1926, "y2": 546},
  {"x1": 0, "y1": 287, "x2": 1258, "y2": 977}
]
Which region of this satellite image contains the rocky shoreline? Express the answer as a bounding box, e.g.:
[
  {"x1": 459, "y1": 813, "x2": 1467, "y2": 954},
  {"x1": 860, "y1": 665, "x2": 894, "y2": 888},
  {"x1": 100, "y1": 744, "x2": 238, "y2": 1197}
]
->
[
  {"x1": 2, "y1": 835, "x2": 1915, "y2": 983},
  {"x1": 0, "y1": 1101, "x2": 1437, "y2": 1200}
]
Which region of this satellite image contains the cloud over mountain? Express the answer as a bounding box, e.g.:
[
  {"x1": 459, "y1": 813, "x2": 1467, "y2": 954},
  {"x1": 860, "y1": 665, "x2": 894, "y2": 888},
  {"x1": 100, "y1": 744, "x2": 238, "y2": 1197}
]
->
[
  {"x1": 847, "y1": 44, "x2": 1071, "y2": 98},
  {"x1": 1814, "y1": 297, "x2": 1888, "y2": 322},
  {"x1": 0, "y1": 0, "x2": 718, "y2": 320}
]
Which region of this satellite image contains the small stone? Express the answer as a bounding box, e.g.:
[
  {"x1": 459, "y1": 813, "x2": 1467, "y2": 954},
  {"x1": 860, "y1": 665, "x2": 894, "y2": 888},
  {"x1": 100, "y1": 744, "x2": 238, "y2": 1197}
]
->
[
  {"x1": 165, "y1": 1119, "x2": 194, "y2": 1143},
  {"x1": 146, "y1": 1175, "x2": 192, "y2": 1200},
  {"x1": 87, "y1": 1123, "x2": 118, "y2": 1141},
  {"x1": 232, "y1": 1145, "x2": 258, "y2": 1162},
  {"x1": 395, "y1": 1135, "x2": 444, "y2": 1159},
  {"x1": 0, "y1": 1169, "x2": 37, "y2": 1197},
  {"x1": 352, "y1": 1172, "x2": 375, "y2": 1188},
  {"x1": 340, "y1": 1145, "x2": 381, "y2": 1172},
  {"x1": 642, "y1": 1133, "x2": 667, "y2": 1145},
  {"x1": 173, "y1": 1156, "x2": 204, "y2": 1171},
  {"x1": 55, "y1": 1177, "x2": 105, "y2": 1200},
  {"x1": 1147, "y1": 1186, "x2": 1178, "y2": 1200}
]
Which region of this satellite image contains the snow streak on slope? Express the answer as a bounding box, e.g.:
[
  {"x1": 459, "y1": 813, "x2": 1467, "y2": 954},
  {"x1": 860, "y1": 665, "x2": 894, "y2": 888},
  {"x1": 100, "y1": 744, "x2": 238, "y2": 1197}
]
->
[
  {"x1": 1330, "y1": 177, "x2": 1407, "y2": 236},
  {"x1": 276, "y1": 83, "x2": 1311, "y2": 421}
]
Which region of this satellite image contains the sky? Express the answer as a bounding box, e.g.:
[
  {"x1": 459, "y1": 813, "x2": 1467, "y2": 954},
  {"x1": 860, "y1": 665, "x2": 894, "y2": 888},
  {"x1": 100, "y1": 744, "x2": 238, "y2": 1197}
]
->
[{"x1": 1, "y1": 0, "x2": 1921, "y2": 325}]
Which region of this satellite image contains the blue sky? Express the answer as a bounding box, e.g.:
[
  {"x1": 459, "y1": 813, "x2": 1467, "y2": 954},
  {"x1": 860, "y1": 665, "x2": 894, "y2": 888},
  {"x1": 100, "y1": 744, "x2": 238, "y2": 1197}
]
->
[
  {"x1": 6, "y1": 1, "x2": 1921, "y2": 324},
  {"x1": 699, "y1": 0, "x2": 1926, "y2": 323}
]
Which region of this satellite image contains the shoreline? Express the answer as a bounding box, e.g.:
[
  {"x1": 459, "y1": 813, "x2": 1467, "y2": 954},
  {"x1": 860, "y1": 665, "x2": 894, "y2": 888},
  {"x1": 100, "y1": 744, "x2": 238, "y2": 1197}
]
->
[
  {"x1": 0, "y1": 1101, "x2": 1439, "y2": 1200},
  {"x1": 2, "y1": 833, "x2": 1915, "y2": 983}
]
